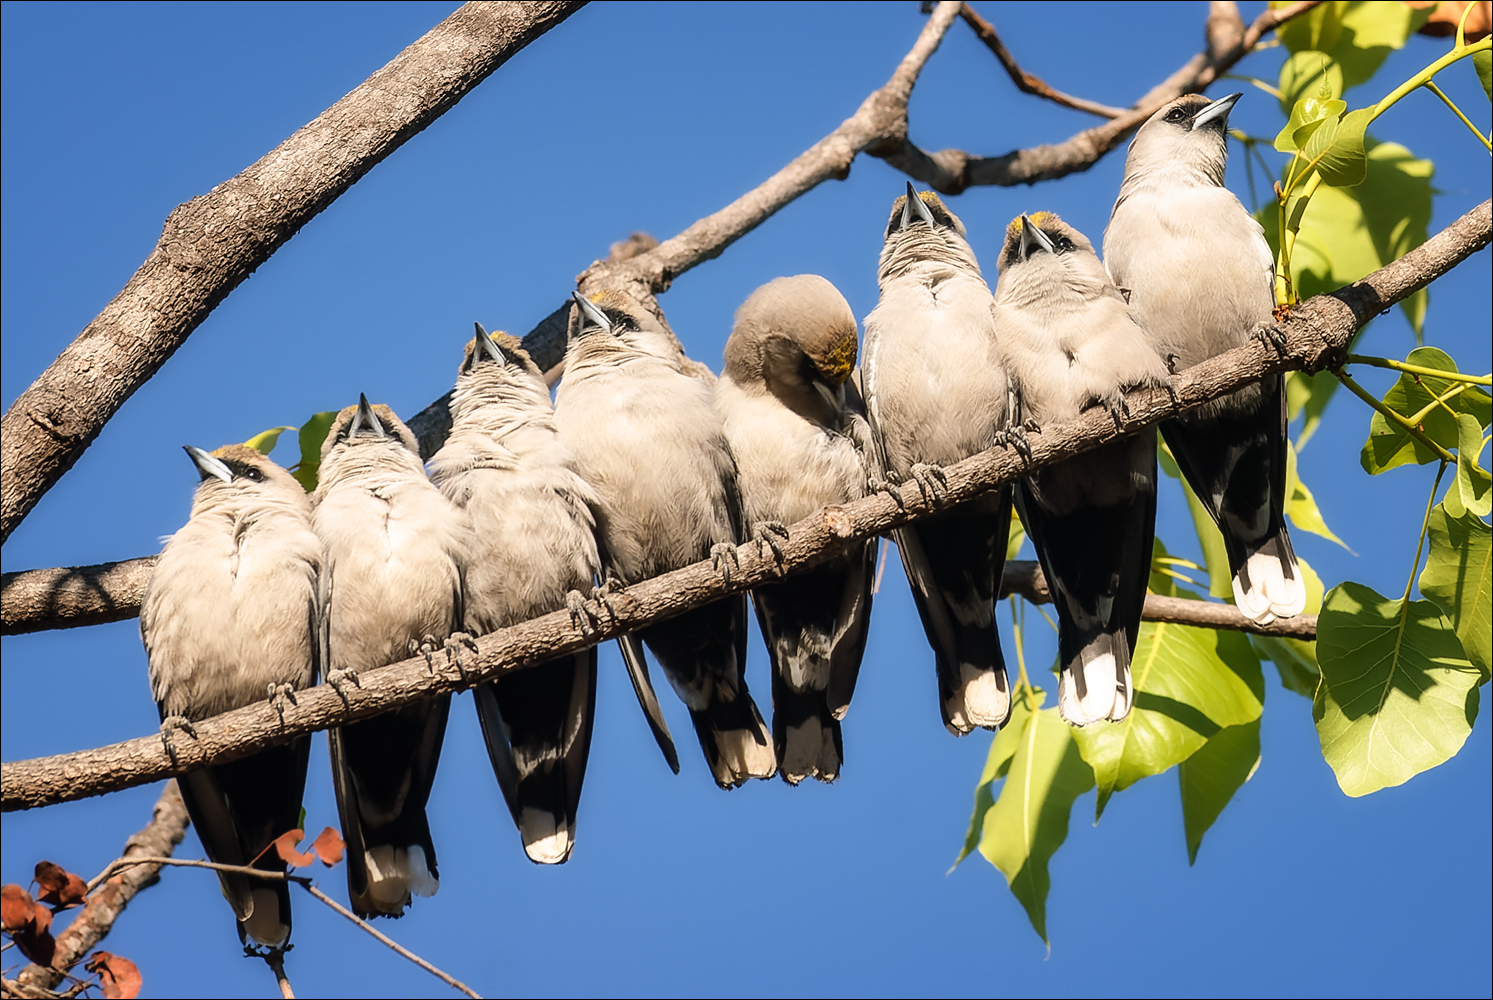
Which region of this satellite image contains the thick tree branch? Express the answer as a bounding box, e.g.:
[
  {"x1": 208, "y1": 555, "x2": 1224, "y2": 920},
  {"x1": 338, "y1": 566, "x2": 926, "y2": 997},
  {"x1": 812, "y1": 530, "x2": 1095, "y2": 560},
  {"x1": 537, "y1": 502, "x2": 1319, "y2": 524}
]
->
[
  {"x1": 5, "y1": 198, "x2": 1484, "y2": 813},
  {"x1": 2, "y1": 559, "x2": 156, "y2": 636},
  {"x1": 876, "y1": 0, "x2": 1319, "y2": 193},
  {"x1": 0, "y1": 1, "x2": 586, "y2": 546},
  {"x1": 16, "y1": 783, "x2": 188, "y2": 992}
]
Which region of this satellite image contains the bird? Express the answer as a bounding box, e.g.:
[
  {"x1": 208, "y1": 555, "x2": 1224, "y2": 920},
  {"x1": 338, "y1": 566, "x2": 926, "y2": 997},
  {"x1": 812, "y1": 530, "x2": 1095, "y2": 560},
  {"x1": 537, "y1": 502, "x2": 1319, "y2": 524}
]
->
[
  {"x1": 426, "y1": 323, "x2": 610, "y2": 863},
  {"x1": 714, "y1": 275, "x2": 878, "y2": 784},
  {"x1": 312, "y1": 395, "x2": 469, "y2": 917},
  {"x1": 861, "y1": 182, "x2": 1014, "y2": 735},
  {"x1": 553, "y1": 289, "x2": 775, "y2": 789},
  {"x1": 992, "y1": 212, "x2": 1173, "y2": 726},
  {"x1": 140, "y1": 443, "x2": 322, "y2": 950},
  {"x1": 1104, "y1": 91, "x2": 1306, "y2": 625}
]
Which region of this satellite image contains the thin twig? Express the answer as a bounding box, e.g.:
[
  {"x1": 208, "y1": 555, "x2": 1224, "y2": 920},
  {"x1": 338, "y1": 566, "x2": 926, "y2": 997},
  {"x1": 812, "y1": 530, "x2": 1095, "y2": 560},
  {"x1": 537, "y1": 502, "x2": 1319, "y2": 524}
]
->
[
  {"x1": 959, "y1": 2, "x2": 1126, "y2": 118},
  {"x1": 1345, "y1": 354, "x2": 1493, "y2": 385},
  {"x1": 265, "y1": 952, "x2": 294, "y2": 1000}
]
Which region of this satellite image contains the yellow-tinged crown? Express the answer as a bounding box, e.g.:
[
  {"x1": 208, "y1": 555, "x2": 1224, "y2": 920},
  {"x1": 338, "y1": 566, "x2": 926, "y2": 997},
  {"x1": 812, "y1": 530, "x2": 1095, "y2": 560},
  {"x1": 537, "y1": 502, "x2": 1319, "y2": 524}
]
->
[
  {"x1": 818, "y1": 331, "x2": 857, "y2": 384},
  {"x1": 1005, "y1": 211, "x2": 1058, "y2": 242}
]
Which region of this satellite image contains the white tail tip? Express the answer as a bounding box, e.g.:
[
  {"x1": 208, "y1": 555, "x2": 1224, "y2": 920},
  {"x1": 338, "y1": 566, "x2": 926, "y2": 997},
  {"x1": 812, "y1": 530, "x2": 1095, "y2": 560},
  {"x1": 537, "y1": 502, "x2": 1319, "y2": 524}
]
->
[
  {"x1": 241, "y1": 887, "x2": 290, "y2": 948},
  {"x1": 520, "y1": 809, "x2": 573, "y2": 865},
  {"x1": 1059, "y1": 649, "x2": 1131, "y2": 727},
  {"x1": 1234, "y1": 550, "x2": 1307, "y2": 624}
]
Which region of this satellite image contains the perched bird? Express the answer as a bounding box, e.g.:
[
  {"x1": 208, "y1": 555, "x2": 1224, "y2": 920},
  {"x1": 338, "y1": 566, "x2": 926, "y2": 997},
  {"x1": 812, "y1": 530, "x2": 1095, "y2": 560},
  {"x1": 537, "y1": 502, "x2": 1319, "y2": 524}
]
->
[
  {"x1": 1104, "y1": 91, "x2": 1306, "y2": 624},
  {"x1": 427, "y1": 324, "x2": 608, "y2": 863},
  {"x1": 861, "y1": 183, "x2": 1013, "y2": 734},
  {"x1": 992, "y1": 213, "x2": 1172, "y2": 726},
  {"x1": 141, "y1": 444, "x2": 321, "y2": 950},
  {"x1": 313, "y1": 396, "x2": 468, "y2": 917},
  {"x1": 554, "y1": 290, "x2": 775, "y2": 789},
  {"x1": 714, "y1": 275, "x2": 878, "y2": 784}
]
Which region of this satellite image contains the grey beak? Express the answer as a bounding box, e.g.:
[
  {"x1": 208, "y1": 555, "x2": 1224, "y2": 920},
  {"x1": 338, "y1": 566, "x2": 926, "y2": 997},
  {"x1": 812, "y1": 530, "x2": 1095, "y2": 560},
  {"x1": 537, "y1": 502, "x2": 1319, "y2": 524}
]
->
[
  {"x1": 350, "y1": 393, "x2": 386, "y2": 438},
  {"x1": 1020, "y1": 215, "x2": 1056, "y2": 260},
  {"x1": 474, "y1": 321, "x2": 505, "y2": 364},
  {"x1": 1191, "y1": 91, "x2": 1242, "y2": 131},
  {"x1": 901, "y1": 181, "x2": 937, "y2": 229},
  {"x1": 572, "y1": 292, "x2": 613, "y2": 336},
  {"x1": 184, "y1": 445, "x2": 233, "y2": 484}
]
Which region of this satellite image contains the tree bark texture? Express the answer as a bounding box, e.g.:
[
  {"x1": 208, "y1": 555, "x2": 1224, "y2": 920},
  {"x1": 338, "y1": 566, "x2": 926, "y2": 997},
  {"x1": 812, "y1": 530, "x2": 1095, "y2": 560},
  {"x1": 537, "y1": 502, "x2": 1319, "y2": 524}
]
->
[
  {"x1": 0, "y1": 0, "x2": 586, "y2": 545},
  {"x1": 4, "y1": 195, "x2": 1484, "y2": 813}
]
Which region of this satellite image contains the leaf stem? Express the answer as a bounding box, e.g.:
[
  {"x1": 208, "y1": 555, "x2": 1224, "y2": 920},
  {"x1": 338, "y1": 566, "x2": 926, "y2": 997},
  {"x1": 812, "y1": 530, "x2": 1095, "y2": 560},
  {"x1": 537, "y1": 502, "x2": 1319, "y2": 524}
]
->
[
  {"x1": 1370, "y1": 36, "x2": 1491, "y2": 127},
  {"x1": 1422, "y1": 80, "x2": 1493, "y2": 153},
  {"x1": 1345, "y1": 354, "x2": 1493, "y2": 385},
  {"x1": 1011, "y1": 598, "x2": 1031, "y2": 694},
  {"x1": 1404, "y1": 461, "x2": 1450, "y2": 602},
  {"x1": 1334, "y1": 370, "x2": 1457, "y2": 464}
]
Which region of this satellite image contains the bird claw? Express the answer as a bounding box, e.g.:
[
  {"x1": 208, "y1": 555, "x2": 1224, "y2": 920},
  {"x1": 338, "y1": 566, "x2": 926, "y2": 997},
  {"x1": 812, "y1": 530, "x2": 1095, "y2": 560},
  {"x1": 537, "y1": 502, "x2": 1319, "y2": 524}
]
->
[
  {"x1": 1253, "y1": 321, "x2": 1288, "y2": 354},
  {"x1": 266, "y1": 683, "x2": 297, "y2": 723},
  {"x1": 909, "y1": 462, "x2": 949, "y2": 505},
  {"x1": 996, "y1": 426, "x2": 1033, "y2": 463},
  {"x1": 711, "y1": 542, "x2": 740, "y2": 586},
  {"x1": 567, "y1": 589, "x2": 600, "y2": 636},
  {"x1": 444, "y1": 632, "x2": 478, "y2": 676},
  {"x1": 409, "y1": 635, "x2": 440, "y2": 673},
  {"x1": 1104, "y1": 395, "x2": 1131, "y2": 430},
  {"x1": 591, "y1": 573, "x2": 624, "y2": 618},
  {"x1": 869, "y1": 473, "x2": 907, "y2": 510},
  {"x1": 159, "y1": 714, "x2": 197, "y2": 762},
  {"x1": 327, "y1": 668, "x2": 360, "y2": 702},
  {"x1": 1164, "y1": 353, "x2": 1182, "y2": 375},
  {"x1": 752, "y1": 521, "x2": 790, "y2": 566}
]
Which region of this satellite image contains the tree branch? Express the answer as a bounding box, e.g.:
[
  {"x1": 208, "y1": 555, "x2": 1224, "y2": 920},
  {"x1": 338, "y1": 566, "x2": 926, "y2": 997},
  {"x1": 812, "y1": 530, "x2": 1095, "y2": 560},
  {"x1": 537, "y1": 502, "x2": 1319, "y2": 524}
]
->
[
  {"x1": 4, "y1": 197, "x2": 1484, "y2": 814},
  {"x1": 0, "y1": 0, "x2": 586, "y2": 547},
  {"x1": 2, "y1": 558, "x2": 157, "y2": 636},
  {"x1": 15, "y1": 782, "x2": 188, "y2": 992},
  {"x1": 958, "y1": 2, "x2": 1127, "y2": 118},
  {"x1": 873, "y1": 0, "x2": 1319, "y2": 193}
]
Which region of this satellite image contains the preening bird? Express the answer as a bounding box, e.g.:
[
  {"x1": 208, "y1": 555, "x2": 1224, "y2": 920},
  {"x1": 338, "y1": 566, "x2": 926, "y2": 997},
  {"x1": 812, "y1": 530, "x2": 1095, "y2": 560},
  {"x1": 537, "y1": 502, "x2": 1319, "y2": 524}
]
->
[
  {"x1": 313, "y1": 396, "x2": 468, "y2": 917},
  {"x1": 1104, "y1": 92, "x2": 1306, "y2": 624},
  {"x1": 427, "y1": 324, "x2": 605, "y2": 863},
  {"x1": 992, "y1": 213, "x2": 1172, "y2": 726},
  {"x1": 714, "y1": 275, "x2": 878, "y2": 784},
  {"x1": 861, "y1": 183, "x2": 1014, "y2": 734},
  {"x1": 554, "y1": 290, "x2": 775, "y2": 789},
  {"x1": 141, "y1": 444, "x2": 321, "y2": 950}
]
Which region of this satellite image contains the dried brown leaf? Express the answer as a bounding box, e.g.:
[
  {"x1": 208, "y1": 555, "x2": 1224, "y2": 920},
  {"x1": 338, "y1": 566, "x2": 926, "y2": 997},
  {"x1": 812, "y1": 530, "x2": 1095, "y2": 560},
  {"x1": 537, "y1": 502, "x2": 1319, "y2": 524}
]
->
[
  {"x1": 13, "y1": 925, "x2": 56, "y2": 967},
  {"x1": 310, "y1": 827, "x2": 345, "y2": 867},
  {"x1": 1, "y1": 884, "x2": 36, "y2": 931},
  {"x1": 33, "y1": 860, "x2": 87, "y2": 908},
  {"x1": 271, "y1": 829, "x2": 314, "y2": 868},
  {"x1": 1410, "y1": 0, "x2": 1492, "y2": 40},
  {"x1": 86, "y1": 951, "x2": 143, "y2": 1000}
]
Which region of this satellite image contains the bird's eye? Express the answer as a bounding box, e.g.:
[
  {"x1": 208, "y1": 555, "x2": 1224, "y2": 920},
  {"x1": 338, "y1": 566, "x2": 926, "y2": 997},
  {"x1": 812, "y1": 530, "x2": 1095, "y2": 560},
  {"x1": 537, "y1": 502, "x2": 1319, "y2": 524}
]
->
[
  {"x1": 1054, "y1": 236, "x2": 1075, "y2": 254},
  {"x1": 244, "y1": 468, "x2": 264, "y2": 482},
  {"x1": 1164, "y1": 107, "x2": 1189, "y2": 124}
]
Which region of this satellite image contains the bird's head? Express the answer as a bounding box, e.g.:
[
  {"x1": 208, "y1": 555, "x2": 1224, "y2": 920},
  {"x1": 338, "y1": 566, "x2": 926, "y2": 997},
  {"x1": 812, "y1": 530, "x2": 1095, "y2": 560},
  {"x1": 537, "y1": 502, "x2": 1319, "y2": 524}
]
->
[
  {"x1": 999, "y1": 211, "x2": 1094, "y2": 271},
  {"x1": 879, "y1": 182, "x2": 980, "y2": 281},
  {"x1": 182, "y1": 444, "x2": 305, "y2": 509},
  {"x1": 567, "y1": 290, "x2": 677, "y2": 365},
  {"x1": 1124, "y1": 92, "x2": 1240, "y2": 188},
  {"x1": 321, "y1": 395, "x2": 420, "y2": 465},
  {"x1": 724, "y1": 274, "x2": 859, "y2": 424}
]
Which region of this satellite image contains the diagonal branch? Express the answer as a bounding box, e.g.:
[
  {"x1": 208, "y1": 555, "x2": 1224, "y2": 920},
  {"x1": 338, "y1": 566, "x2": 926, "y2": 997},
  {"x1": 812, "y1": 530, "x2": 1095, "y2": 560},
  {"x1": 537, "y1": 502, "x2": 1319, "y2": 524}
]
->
[
  {"x1": 959, "y1": 2, "x2": 1127, "y2": 119},
  {"x1": 0, "y1": 0, "x2": 586, "y2": 546},
  {"x1": 4, "y1": 197, "x2": 1485, "y2": 814},
  {"x1": 874, "y1": 0, "x2": 1320, "y2": 193}
]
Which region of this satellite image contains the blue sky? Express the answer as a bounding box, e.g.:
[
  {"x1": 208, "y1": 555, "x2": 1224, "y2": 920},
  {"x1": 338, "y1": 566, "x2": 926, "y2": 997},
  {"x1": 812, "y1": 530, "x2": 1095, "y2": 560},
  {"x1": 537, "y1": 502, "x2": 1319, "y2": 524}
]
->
[{"x1": 3, "y1": 2, "x2": 1489, "y2": 997}]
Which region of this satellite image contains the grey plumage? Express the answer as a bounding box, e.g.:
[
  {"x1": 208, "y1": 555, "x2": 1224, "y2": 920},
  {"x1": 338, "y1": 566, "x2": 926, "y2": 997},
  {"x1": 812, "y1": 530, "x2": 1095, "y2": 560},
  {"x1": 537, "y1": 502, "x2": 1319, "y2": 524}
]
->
[
  {"x1": 427, "y1": 324, "x2": 602, "y2": 864},
  {"x1": 715, "y1": 275, "x2": 877, "y2": 784},
  {"x1": 862, "y1": 184, "x2": 1013, "y2": 734},
  {"x1": 554, "y1": 290, "x2": 775, "y2": 789},
  {"x1": 1105, "y1": 92, "x2": 1306, "y2": 625},
  {"x1": 313, "y1": 396, "x2": 468, "y2": 917},
  {"x1": 993, "y1": 213, "x2": 1172, "y2": 726},
  {"x1": 142, "y1": 444, "x2": 321, "y2": 949}
]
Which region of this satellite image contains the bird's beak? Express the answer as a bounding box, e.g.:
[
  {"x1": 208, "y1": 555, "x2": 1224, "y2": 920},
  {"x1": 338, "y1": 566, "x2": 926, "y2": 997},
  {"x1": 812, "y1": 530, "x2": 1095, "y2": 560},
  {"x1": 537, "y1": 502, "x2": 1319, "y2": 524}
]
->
[
  {"x1": 1191, "y1": 92, "x2": 1242, "y2": 131},
  {"x1": 901, "y1": 181, "x2": 937, "y2": 229},
  {"x1": 184, "y1": 445, "x2": 233, "y2": 484},
  {"x1": 473, "y1": 321, "x2": 506, "y2": 364},
  {"x1": 350, "y1": 393, "x2": 386, "y2": 438},
  {"x1": 1020, "y1": 215, "x2": 1056, "y2": 260},
  {"x1": 572, "y1": 292, "x2": 613, "y2": 336}
]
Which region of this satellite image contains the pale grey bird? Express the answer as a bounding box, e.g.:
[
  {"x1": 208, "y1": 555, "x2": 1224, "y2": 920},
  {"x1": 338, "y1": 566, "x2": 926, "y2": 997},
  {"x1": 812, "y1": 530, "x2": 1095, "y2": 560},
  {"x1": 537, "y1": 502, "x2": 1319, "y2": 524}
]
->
[
  {"x1": 313, "y1": 395, "x2": 468, "y2": 917},
  {"x1": 141, "y1": 444, "x2": 321, "y2": 950},
  {"x1": 1104, "y1": 91, "x2": 1306, "y2": 625},
  {"x1": 993, "y1": 213, "x2": 1173, "y2": 726},
  {"x1": 554, "y1": 290, "x2": 775, "y2": 789},
  {"x1": 427, "y1": 324, "x2": 614, "y2": 863},
  {"x1": 861, "y1": 183, "x2": 1013, "y2": 735},
  {"x1": 714, "y1": 275, "x2": 878, "y2": 784}
]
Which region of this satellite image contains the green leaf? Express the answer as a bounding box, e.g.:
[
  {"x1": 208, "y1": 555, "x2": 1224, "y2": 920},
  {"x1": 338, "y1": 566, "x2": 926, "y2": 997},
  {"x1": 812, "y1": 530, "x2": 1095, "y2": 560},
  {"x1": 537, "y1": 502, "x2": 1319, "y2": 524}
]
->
[
  {"x1": 1006, "y1": 506, "x2": 1027, "y2": 562},
  {"x1": 1178, "y1": 719, "x2": 1260, "y2": 865},
  {"x1": 1265, "y1": 140, "x2": 1433, "y2": 334},
  {"x1": 1454, "y1": 414, "x2": 1492, "y2": 518},
  {"x1": 1475, "y1": 48, "x2": 1492, "y2": 103},
  {"x1": 1285, "y1": 440, "x2": 1350, "y2": 548},
  {"x1": 1276, "y1": 2, "x2": 1430, "y2": 90},
  {"x1": 1251, "y1": 557, "x2": 1326, "y2": 697},
  {"x1": 1286, "y1": 371, "x2": 1340, "y2": 448},
  {"x1": 1276, "y1": 2, "x2": 1349, "y2": 59},
  {"x1": 1278, "y1": 51, "x2": 1345, "y2": 112},
  {"x1": 954, "y1": 720, "x2": 1022, "y2": 869},
  {"x1": 1072, "y1": 573, "x2": 1264, "y2": 819},
  {"x1": 242, "y1": 425, "x2": 295, "y2": 456},
  {"x1": 975, "y1": 687, "x2": 1094, "y2": 946},
  {"x1": 1360, "y1": 348, "x2": 1491, "y2": 474},
  {"x1": 1420, "y1": 502, "x2": 1492, "y2": 679},
  {"x1": 291, "y1": 411, "x2": 338, "y2": 492},
  {"x1": 1275, "y1": 95, "x2": 1346, "y2": 153},
  {"x1": 1300, "y1": 107, "x2": 1371, "y2": 186},
  {"x1": 1314, "y1": 581, "x2": 1482, "y2": 796}
]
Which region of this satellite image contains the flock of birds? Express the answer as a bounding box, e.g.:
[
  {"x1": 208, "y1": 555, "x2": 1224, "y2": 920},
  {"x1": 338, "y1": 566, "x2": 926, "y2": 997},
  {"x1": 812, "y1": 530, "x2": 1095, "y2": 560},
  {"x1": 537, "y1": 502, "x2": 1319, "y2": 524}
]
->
[{"x1": 140, "y1": 92, "x2": 1308, "y2": 949}]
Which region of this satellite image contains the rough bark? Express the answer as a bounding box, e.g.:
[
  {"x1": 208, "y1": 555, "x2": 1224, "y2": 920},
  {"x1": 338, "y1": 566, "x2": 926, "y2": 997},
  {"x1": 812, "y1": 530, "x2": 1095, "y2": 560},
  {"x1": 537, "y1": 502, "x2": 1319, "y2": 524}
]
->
[
  {"x1": 0, "y1": 1, "x2": 586, "y2": 546},
  {"x1": 4, "y1": 196, "x2": 1484, "y2": 813},
  {"x1": 2, "y1": 558, "x2": 157, "y2": 636}
]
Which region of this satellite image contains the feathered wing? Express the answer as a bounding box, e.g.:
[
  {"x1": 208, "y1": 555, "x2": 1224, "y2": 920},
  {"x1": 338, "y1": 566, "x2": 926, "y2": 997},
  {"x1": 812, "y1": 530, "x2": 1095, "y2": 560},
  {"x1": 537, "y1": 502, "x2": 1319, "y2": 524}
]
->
[
  {"x1": 1163, "y1": 375, "x2": 1304, "y2": 623},
  {"x1": 473, "y1": 647, "x2": 597, "y2": 864},
  {"x1": 1017, "y1": 435, "x2": 1157, "y2": 727}
]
